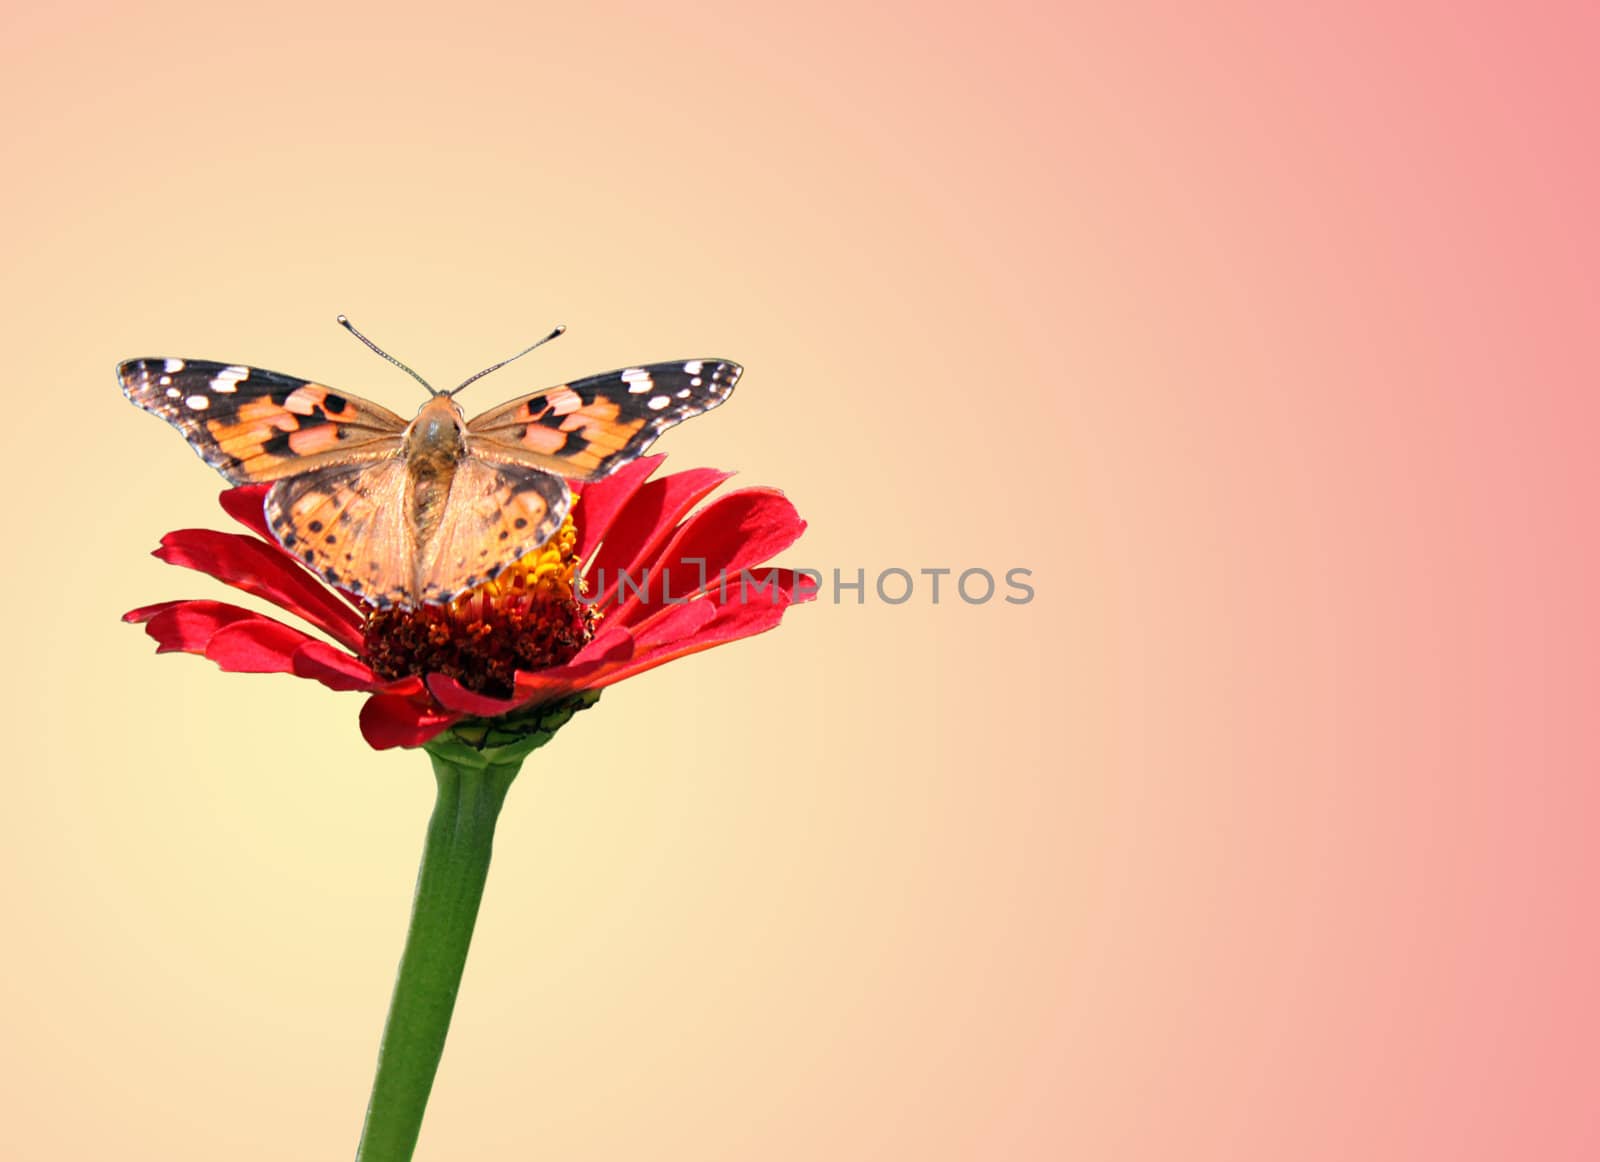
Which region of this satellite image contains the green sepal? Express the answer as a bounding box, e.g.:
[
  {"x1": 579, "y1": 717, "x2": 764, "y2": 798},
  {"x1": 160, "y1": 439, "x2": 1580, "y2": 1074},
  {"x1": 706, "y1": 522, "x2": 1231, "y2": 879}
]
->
[{"x1": 421, "y1": 689, "x2": 602, "y2": 770}]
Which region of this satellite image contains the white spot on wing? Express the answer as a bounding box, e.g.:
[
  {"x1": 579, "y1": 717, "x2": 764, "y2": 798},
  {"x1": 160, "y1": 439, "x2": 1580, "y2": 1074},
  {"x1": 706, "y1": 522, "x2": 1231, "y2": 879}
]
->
[
  {"x1": 165, "y1": 387, "x2": 181, "y2": 398},
  {"x1": 676, "y1": 388, "x2": 691, "y2": 398},
  {"x1": 186, "y1": 394, "x2": 210, "y2": 409},
  {"x1": 622, "y1": 367, "x2": 652, "y2": 394},
  {"x1": 164, "y1": 358, "x2": 185, "y2": 373},
  {"x1": 647, "y1": 395, "x2": 670, "y2": 410},
  {"x1": 210, "y1": 365, "x2": 249, "y2": 393},
  {"x1": 683, "y1": 360, "x2": 703, "y2": 374}
]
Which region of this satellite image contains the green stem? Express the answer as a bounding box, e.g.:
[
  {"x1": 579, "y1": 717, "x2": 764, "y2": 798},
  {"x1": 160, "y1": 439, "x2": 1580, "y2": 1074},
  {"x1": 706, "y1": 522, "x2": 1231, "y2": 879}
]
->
[
  {"x1": 354, "y1": 749, "x2": 520, "y2": 1162},
  {"x1": 352, "y1": 692, "x2": 600, "y2": 1161}
]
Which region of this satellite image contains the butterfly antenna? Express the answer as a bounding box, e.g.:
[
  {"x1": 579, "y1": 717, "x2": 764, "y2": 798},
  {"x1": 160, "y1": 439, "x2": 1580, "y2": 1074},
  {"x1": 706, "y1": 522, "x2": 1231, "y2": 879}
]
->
[
  {"x1": 335, "y1": 314, "x2": 439, "y2": 396},
  {"x1": 449, "y1": 325, "x2": 566, "y2": 396}
]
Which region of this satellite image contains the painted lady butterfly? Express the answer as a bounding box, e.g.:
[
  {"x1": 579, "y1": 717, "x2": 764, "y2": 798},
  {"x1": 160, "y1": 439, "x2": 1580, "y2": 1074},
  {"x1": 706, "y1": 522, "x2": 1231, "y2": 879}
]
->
[{"x1": 121, "y1": 318, "x2": 740, "y2": 608}]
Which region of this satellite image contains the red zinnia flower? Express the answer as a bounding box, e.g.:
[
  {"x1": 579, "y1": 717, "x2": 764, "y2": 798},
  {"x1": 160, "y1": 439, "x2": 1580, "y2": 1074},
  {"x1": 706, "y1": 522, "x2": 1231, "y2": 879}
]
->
[{"x1": 124, "y1": 455, "x2": 811, "y2": 749}]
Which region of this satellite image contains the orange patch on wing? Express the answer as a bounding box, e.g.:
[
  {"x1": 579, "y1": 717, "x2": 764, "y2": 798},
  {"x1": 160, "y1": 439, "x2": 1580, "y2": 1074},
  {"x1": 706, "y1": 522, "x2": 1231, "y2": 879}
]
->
[
  {"x1": 561, "y1": 399, "x2": 622, "y2": 430},
  {"x1": 288, "y1": 423, "x2": 342, "y2": 454},
  {"x1": 235, "y1": 399, "x2": 296, "y2": 425},
  {"x1": 520, "y1": 426, "x2": 569, "y2": 454},
  {"x1": 574, "y1": 417, "x2": 645, "y2": 451},
  {"x1": 207, "y1": 414, "x2": 294, "y2": 452}
]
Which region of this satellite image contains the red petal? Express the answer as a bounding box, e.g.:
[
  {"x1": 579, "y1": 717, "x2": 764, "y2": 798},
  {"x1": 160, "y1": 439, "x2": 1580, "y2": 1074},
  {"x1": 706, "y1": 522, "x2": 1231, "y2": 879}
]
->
[
  {"x1": 204, "y1": 618, "x2": 317, "y2": 673},
  {"x1": 124, "y1": 600, "x2": 186, "y2": 624},
  {"x1": 586, "y1": 467, "x2": 733, "y2": 608},
  {"x1": 572, "y1": 455, "x2": 664, "y2": 560},
  {"x1": 359, "y1": 693, "x2": 457, "y2": 750},
  {"x1": 587, "y1": 589, "x2": 798, "y2": 688},
  {"x1": 292, "y1": 640, "x2": 380, "y2": 691},
  {"x1": 129, "y1": 599, "x2": 268, "y2": 653},
  {"x1": 615, "y1": 566, "x2": 817, "y2": 651},
  {"x1": 609, "y1": 488, "x2": 807, "y2": 624},
  {"x1": 219, "y1": 485, "x2": 274, "y2": 540},
  {"x1": 377, "y1": 674, "x2": 428, "y2": 697},
  {"x1": 628, "y1": 597, "x2": 719, "y2": 648},
  {"x1": 154, "y1": 528, "x2": 365, "y2": 651},
  {"x1": 738, "y1": 567, "x2": 822, "y2": 605},
  {"x1": 129, "y1": 599, "x2": 373, "y2": 691},
  {"x1": 424, "y1": 676, "x2": 523, "y2": 717}
]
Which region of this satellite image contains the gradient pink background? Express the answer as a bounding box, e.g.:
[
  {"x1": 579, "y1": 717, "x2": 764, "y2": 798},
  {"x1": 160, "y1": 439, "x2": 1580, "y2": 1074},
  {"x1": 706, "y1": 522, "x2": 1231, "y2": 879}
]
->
[{"x1": 2, "y1": 2, "x2": 1598, "y2": 1159}]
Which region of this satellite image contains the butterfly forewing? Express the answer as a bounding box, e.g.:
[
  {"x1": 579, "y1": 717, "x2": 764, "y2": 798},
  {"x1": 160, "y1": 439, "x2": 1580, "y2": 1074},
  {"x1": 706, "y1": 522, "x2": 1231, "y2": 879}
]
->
[
  {"x1": 466, "y1": 359, "x2": 740, "y2": 480},
  {"x1": 120, "y1": 358, "x2": 406, "y2": 483}
]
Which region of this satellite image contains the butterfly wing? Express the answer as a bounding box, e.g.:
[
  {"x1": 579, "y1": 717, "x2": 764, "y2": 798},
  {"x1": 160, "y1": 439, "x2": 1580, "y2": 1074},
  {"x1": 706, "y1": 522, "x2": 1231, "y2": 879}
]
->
[
  {"x1": 264, "y1": 459, "x2": 415, "y2": 606},
  {"x1": 120, "y1": 358, "x2": 406, "y2": 483},
  {"x1": 412, "y1": 459, "x2": 572, "y2": 605},
  {"x1": 464, "y1": 359, "x2": 740, "y2": 480}
]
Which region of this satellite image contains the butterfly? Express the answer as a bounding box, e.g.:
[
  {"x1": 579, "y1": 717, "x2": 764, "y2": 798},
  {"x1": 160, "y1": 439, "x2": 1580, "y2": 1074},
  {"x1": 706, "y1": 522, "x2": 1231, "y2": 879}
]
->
[{"x1": 121, "y1": 317, "x2": 740, "y2": 608}]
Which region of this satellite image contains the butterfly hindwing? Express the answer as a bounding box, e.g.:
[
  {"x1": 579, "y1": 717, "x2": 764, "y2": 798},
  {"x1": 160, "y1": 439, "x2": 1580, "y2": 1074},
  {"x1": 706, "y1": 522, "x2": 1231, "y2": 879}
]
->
[
  {"x1": 465, "y1": 359, "x2": 740, "y2": 480},
  {"x1": 413, "y1": 459, "x2": 572, "y2": 605},
  {"x1": 120, "y1": 358, "x2": 406, "y2": 483},
  {"x1": 265, "y1": 459, "x2": 415, "y2": 606}
]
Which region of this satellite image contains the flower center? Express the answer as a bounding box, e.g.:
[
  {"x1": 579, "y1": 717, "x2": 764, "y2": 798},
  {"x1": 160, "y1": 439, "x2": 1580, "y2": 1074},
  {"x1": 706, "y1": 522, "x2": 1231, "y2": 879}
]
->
[{"x1": 362, "y1": 513, "x2": 598, "y2": 698}]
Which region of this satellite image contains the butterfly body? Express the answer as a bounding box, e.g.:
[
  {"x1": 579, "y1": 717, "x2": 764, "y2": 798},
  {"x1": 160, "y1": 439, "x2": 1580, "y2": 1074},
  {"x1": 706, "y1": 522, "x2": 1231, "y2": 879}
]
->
[
  {"x1": 401, "y1": 394, "x2": 469, "y2": 538},
  {"x1": 122, "y1": 352, "x2": 740, "y2": 608}
]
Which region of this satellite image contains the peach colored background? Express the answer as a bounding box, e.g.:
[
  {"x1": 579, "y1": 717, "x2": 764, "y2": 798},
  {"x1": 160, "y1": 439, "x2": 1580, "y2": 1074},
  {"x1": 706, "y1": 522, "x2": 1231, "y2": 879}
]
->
[{"x1": 3, "y1": 2, "x2": 1598, "y2": 1159}]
